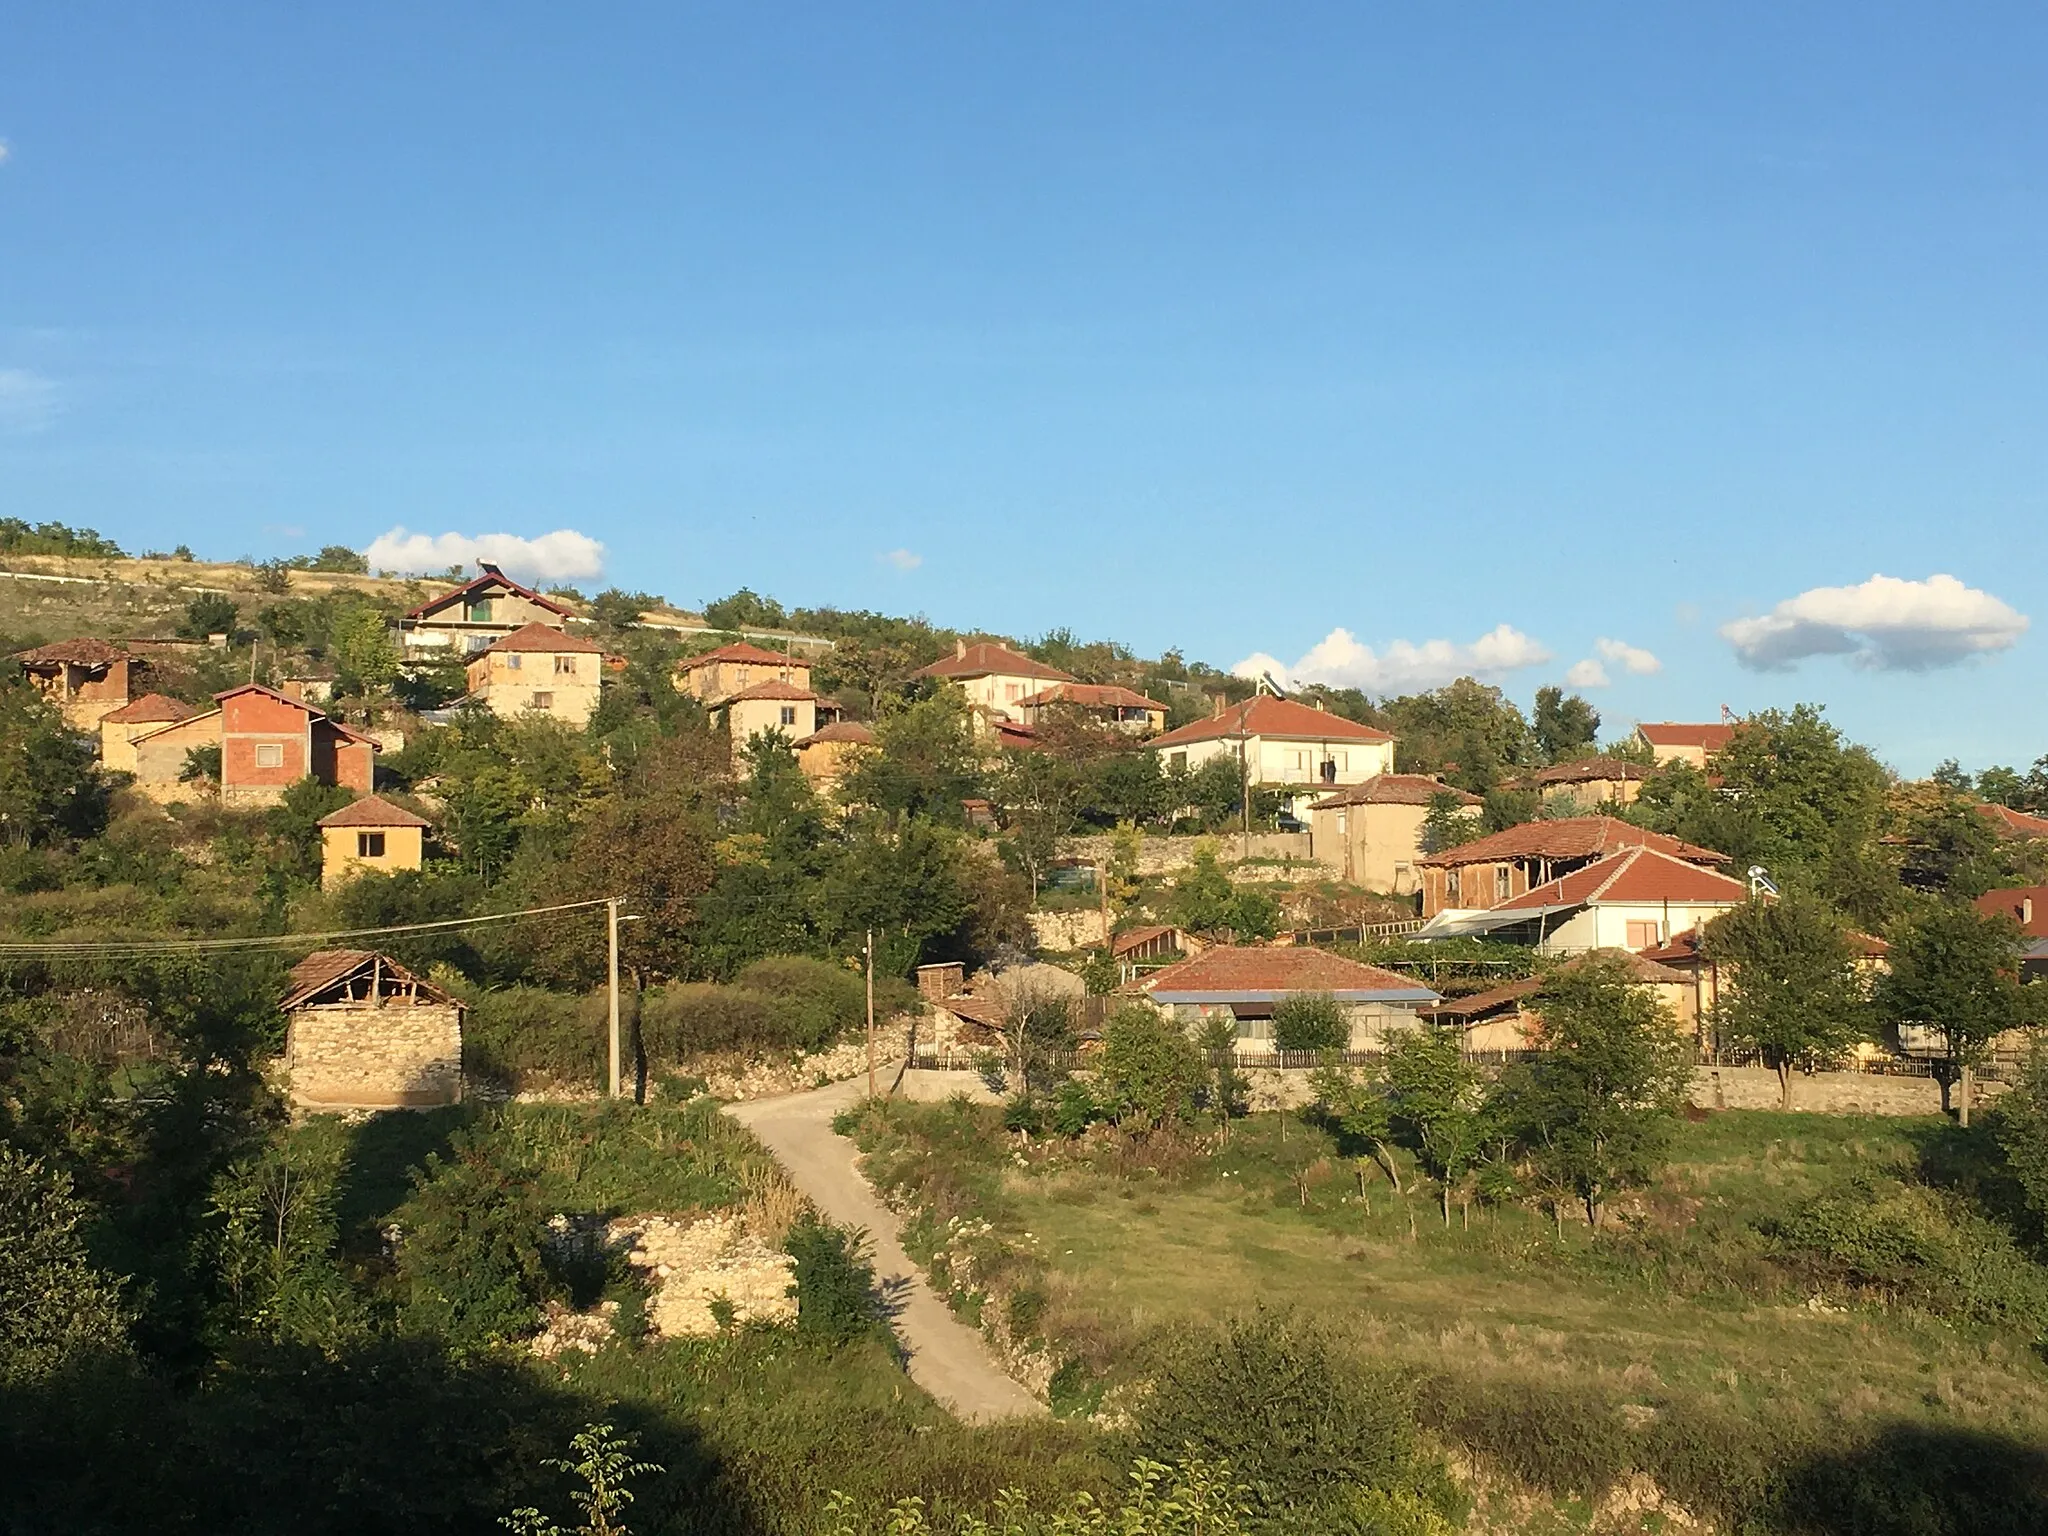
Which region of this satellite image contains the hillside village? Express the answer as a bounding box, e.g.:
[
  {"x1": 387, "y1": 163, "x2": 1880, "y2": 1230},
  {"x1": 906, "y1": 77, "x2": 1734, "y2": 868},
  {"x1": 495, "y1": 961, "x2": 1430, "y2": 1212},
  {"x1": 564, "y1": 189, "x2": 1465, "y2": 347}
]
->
[{"x1": 8, "y1": 524, "x2": 2048, "y2": 1534}]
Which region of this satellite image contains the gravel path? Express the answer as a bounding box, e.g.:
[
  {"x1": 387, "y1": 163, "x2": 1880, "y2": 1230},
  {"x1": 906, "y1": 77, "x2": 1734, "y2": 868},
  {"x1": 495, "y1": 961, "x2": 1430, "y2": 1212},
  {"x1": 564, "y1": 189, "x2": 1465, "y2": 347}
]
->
[{"x1": 724, "y1": 1072, "x2": 1046, "y2": 1423}]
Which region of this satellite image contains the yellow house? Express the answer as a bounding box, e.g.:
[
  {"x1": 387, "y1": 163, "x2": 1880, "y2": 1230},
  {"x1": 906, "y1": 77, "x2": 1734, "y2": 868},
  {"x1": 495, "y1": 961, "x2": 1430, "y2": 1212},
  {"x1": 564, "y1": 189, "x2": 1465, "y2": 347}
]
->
[
  {"x1": 464, "y1": 623, "x2": 605, "y2": 726},
  {"x1": 317, "y1": 795, "x2": 430, "y2": 890},
  {"x1": 1630, "y1": 722, "x2": 1736, "y2": 770},
  {"x1": 719, "y1": 680, "x2": 840, "y2": 757},
  {"x1": 915, "y1": 640, "x2": 1076, "y2": 732},
  {"x1": 675, "y1": 641, "x2": 814, "y2": 703},
  {"x1": 99, "y1": 692, "x2": 201, "y2": 772},
  {"x1": 794, "y1": 719, "x2": 875, "y2": 789},
  {"x1": 1308, "y1": 775, "x2": 1479, "y2": 895},
  {"x1": 1017, "y1": 682, "x2": 1167, "y2": 736},
  {"x1": 1527, "y1": 756, "x2": 1651, "y2": 808},
  {"x1": 1149, "y1": 694, "x2": 1397, "y2": 818}
]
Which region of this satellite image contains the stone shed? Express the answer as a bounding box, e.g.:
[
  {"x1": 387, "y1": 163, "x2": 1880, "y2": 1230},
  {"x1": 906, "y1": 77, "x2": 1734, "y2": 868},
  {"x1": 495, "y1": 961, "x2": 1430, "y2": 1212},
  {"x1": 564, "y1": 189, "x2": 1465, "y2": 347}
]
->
[{"x1": 281, "y1": 949, "x2": 464, "y2": 1110}]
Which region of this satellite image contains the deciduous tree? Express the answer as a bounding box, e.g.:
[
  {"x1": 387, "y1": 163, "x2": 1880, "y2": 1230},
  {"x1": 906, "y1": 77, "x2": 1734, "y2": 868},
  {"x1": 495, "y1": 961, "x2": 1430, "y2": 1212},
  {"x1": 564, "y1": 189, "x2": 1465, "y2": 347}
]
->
[{"x1": 1700, "y1": 895, "x2": 1869, "y2": 1109}]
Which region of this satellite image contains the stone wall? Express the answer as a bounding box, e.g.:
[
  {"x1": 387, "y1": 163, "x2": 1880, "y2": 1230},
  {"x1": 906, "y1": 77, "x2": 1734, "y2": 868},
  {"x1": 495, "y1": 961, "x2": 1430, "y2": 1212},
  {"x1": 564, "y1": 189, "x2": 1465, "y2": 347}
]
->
[
  {"x1": 287, "y1": 999, "x2": 463, "y2": 1109},
  {"x1": 1688, "y1": 1065, "x2": 2004, "y2": 1116},
  {"x1": 1031, "y1": 909, "x2": 1108, "y2": 950}
]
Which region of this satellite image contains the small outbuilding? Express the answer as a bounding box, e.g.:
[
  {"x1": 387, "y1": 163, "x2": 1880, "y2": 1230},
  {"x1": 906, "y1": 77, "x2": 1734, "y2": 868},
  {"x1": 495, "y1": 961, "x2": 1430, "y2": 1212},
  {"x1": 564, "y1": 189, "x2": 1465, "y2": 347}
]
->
[
  {"x1": 281, "y1": 949, "x2": 464, "y2": 1109},
  {"x1": 317, "y1": 795, "x2": 431, "y2": 889}
]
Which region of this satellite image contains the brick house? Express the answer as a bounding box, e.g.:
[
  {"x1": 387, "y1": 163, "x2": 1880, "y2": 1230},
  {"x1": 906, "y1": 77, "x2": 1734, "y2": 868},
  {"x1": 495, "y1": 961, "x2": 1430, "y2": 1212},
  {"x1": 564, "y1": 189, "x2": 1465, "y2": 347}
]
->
[
  {"x1": 13, "y1": 638, "x2": 144, "y2": 730},
  {"x1": 463, "y1": 622, "x2": 606, "y2": 725},
  {"x1": 281, "y1": 950, "x2": 464, "y2": 1109},
  {"x1": 1307, "y1": 774, "x2": 1479, "y2": 895},
  {"x1": 1016, "y1": 682, "x2": 1167, "y2": 736},
  {"x1": 318, "y1": 795, "x2": 431, "y2": 890},
  {"x1": 398, "y1": 562, "x2": 578, "y2": 656},
  {"x1": 1525, "y1": 756, "x2": 1652, "y2": 808},
  {"x1": 1420, "y1": 951, "x2": 1699, "y2": 1051},
  {"x1": 1416, "y1": 816, "x2": 1724, "y2": 920},
  {"x1": 168, "y1": 683, "x2": 377, "y2": 807},
  {"x1": 1122, "y1": 944, "x2": 1439, "y2": 1053},
  {"x1": 794, "y1": 719, "x2": 874, "y2": 789}
]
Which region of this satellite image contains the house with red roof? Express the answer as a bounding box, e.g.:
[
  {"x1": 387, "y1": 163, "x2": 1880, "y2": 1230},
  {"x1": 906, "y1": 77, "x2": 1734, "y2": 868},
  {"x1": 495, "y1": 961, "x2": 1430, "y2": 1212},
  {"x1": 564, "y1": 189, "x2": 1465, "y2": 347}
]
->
[
  {"x1": 318, "y1": 794, "x2": 432, "y2": 890},
  {"x1": 1421, "y1": 950, "x2": 1700, "y2": 1051},
  {"x1": 1979, "y1": 804, "x2": 2048, "y2": 842},
  {"x1": 1524, "y1": 755, "x2": 1652, "y2": 808},
  {"x1": 13, "y1": 638, "x2": 145, "y2": 730},
  {"x1": 121, "y1": 683, "x2": 380, "y2": 806},
  {"x1": 1122, "y1": 944, "x2": 1440, "y2": 1053},
  {"x1": 793, "y1": 719, "x2": 874, "y2": 789},
  {"x1": 1630, "y1": 721, "x2": 1737, "y2": 771},
  {"x1": 1307, "y1": 775, "x2": 1479, "y2": 894},
  {"x1": 1416, "y1": 844, "x2": 1749, "y2": 954},
  {"x1": 398, "y1": 563, "x2": 578, "y2": 656},
  {"x1": 675, "y1": 640, "x2": 814, "y2": 705},
  {"x1": 1148, "y1": 694, "x2": 1396, "y2": 817},
  {"x1": 98, "y1": 692, "x2": 200, "y2": 771},
  {"x1": 916, "y1": 640, "x2": 1076, "y2": 733},
  {"x1": 1415, "y1": 816, "x2": 1725, "y2": 919},
  {"x1": 463, "y1": 622, "x2": 606, "y2": 725},
  {"x1": 1975, "y1": 884, "x2": 2048, "y2": 980},
  {"x1": 1016, "y1": 681, "x2": 1167, "y2": 736}
]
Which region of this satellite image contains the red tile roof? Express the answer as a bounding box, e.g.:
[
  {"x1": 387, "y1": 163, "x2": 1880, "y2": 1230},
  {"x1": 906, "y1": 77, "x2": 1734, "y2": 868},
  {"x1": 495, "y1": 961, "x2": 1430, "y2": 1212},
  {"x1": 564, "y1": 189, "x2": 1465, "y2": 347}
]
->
[
  {"x1": 994, "y1": 720, "x2": 1043, "y2": 750},
  {"x1": 1639, "y1": 923, "x2": 1890, "y2": 965},
  {"x1": 916, "y1": 642, "x2": 1075, "y2": 684},
  {"x1": 1975, "y1": 885, "x2": 2048, "y2": 940},
  {"x1": 1112, "y1": 923, "x2": 1182, "y2": 956},
  {"x1": 215, "y1": 682, "x2": 319, "y2": 713},
  {"x1": 1016, "y1": 682, "x2": 1165, "y2": 711},
  {"x1": 14, "y1": 637, "x2": 134, "y2": 666},
  {"x1": 1310, "y1": 774, "x2": 1479, "y2": 810},
  {"x1": 1421, "y1": 951, "x2": 1690, "y2": 1020},
  {"x1": 1149, "y1": 695, "x2": 1394, "y2": 750},
  {"x1": 317, "y1": 794, "x2": 431, "y2": 829},
  {"x1": 1980, "y1": 804, "x2": 2048, "y2": 840},
  {"x1": 1418, "y1": 816, "x2": 1723, "y2": 869},
  {"x1": 724, "y1": 679, "x2": 820, "y2": 702},
  {"x1": 1531, "y1": 756, "x2": 1652, "y2": 787},
  {"x1": 281, "y1": 949, "x2": 457, "y2": 1011},
  {"x1": 680, "y1": 641, "x2": 809, "y2": 670},
  {"x1": 1635, "y1": 722, "x2": 1737, "y2": 753},
  {"x1": 99, "y1": 692, "x2": 197, "y2": 725},
  {"x1": 797, "y1": 720, "x2": 875, "y2": 747},
  {"x1": 402, "y1": 568, "x2": 574, "y2": 621},
  {"x1": 1492, "y1": 846, "x2": 1749, "y2": 913},
  {"x1": 480, "y1": 622, "x2": 604, "y2": 654},
  {"x1": 1126, "y1": 944, "x2": 1438, "y2": 1002}
]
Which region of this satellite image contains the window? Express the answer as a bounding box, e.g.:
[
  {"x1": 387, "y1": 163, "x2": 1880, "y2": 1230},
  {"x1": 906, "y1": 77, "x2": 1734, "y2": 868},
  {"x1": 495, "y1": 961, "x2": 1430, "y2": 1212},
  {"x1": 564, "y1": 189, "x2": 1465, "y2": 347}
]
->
[
  {"x1": 255, "y1": 743, "x2": 283, "y2": 769},
  {"x1": 1446, "y1": 869, "x2": 1462, "y2": 904},
  {"x1": 554, "y1": 654, "x2": 577, "y2": 675},
  {"x1": 465, "y1": 634, "x2": 493, "y2": 653},
  {"x1": 779, "y1": 705, "x2": 797, "y2": 726},
  {"x1": 1170, "y1": 751, "x2": 1187, "y2": 772},
  {"x1": 1005, "y1": 683, "x2": 1022, "y2": 702},
  {"x1": 357, "y1": 832, "x2": 385, "y2": 858},
  {"x1": 1234, "y1": 1015, "x2": 1273, "y2": 1041},
  {"x1": 1495, "y1": 866, "x2": 1512, "y2": 902},
  {"x1": 1626, "y1": 920, "x2": 1662, "y2": 950},
  {"x1": 504, "y1": 653, "x2": 522, "y2": 670},
  {"x1": 465, "y1": 598, "x2": 492, "y2": 623},
  {"x1": 530, "y1": 691, "x2": 553, "y2": 710}
]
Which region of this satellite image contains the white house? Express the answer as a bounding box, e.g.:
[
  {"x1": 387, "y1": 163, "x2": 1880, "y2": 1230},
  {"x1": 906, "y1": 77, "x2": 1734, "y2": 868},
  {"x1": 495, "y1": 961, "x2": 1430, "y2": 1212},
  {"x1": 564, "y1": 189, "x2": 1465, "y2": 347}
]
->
[
  {"x1": 1148, "y1": 695, "x2": 1395, "y2": 815},
  {"x1": 915, "y1": 641, "x2": 1076, "y2": 730},
  {"x1": 1416, "y1": 844, "x2": 1749, "y2": 955}
]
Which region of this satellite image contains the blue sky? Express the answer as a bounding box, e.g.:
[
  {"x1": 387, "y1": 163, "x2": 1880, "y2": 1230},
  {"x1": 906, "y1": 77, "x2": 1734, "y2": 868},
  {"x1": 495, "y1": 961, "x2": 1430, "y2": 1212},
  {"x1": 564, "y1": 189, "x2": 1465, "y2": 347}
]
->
[{"x1": 3, "y1": 4, "x2": 2044, "y2": 773}]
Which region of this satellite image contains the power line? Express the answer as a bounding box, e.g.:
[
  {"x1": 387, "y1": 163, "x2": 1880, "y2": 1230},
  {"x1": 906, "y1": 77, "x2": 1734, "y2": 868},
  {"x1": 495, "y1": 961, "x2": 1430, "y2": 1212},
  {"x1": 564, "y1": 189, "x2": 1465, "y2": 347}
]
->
[{"x1": 0, "y1": 897, "x2": 616, "y2": 958}]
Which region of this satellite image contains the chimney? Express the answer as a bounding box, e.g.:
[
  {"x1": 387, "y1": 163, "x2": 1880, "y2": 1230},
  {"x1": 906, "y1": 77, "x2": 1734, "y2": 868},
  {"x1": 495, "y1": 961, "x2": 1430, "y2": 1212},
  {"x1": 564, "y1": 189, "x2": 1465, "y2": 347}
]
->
[
  {"x1": 1315, "y1": 697, "x2": 1326, "y2": 711},
  {"x1": 1212, "y1": 694, "x2": 1224, "y2": 718},
  {"x1": 955, "y1": 638, "x2": 967, "y2": 659},
  {"x1": 916, "y1": 962, "x2": 966, "y2": 1001},
  {"x1": 2025, "y1": 897, "x2": 2036, "y2": 927}
]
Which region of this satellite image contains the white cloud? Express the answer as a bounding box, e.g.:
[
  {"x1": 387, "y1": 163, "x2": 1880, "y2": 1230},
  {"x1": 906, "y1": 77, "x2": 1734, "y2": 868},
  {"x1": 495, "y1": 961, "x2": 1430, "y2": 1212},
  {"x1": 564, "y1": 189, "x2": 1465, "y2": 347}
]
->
[
  {"x1": 0, "y1": 141, "x2": 11, "y2": 167},
  {"x1": 1566, "y1": 658, "x2": 1611, "y2": 689},
  {"x1": 1595, "y1": 637, "x2": 1662, "y2": 676},
  {"x1": 1234, "y1": 623, "x2": 1552, "y2": 695},
  {"x1": 1721, "y1": 573, "x2": 2028, "y2": 672},
  {"x1": 365, "y1": 526, "x2": 606, "y2": 583},
  {"x1": 882, "y1": 548, "x2": 922, "y2": 572},
  {"x1": 0, "y1": 368, "x2": 59, "y2": 433}
]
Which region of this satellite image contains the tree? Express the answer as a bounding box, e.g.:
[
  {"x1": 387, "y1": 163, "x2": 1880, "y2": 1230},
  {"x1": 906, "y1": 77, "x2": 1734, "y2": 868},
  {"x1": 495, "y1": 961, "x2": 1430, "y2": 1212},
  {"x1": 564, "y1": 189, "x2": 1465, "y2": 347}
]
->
[
  {"x1": 1532, "y1": 686, "x2": 1600, "y2": 764},
  {"x1": 503, "y1": 1422, "x2": 665, "y2": 1536},
  {"x1": 1271, "y1": 991, "x2": 1349, "y2": 1054},
  {"x1": 331, "y1": 604, "x2": 401, "y2": 696},
  {"x1": 0, "y1": 682, "x2": 117, "y2": 846},
  {"x1": 1419, "y1": 791, "x2": 1483, "y2": 854},
  {"x1": 1994, "y1": 1046, "x2": 2048, "y2": 1242},
  {"x1": 701, "y1": 588, "x2": 786, "y2": 632},
  {"x1": 1310, "y1": 1060, "x2": 1402, "y2": 1191},
  {"x1": 1700, "y1": 896, "x2": 1869, "y2": 1109},
  {"x1": 1383, "y1": 1029, "x2": 1486, "y2": 1225},
  {"x1": 1096, "y1": 1005, "x2": 1207, "y2": 1130},
  {"x1": 177, "y1": 592, "x2": 239, "y2": 640},
  {"x1": 0, "y1": 1146, "x2": 130, "y2": 1385},
  {"x1": 309, "y1": 544, "x2": 368, "y2": 573},
  {"x1": 837, "y1": 692, "x2": 983, "y2": 824},
  {"x1": 1504, "y1": 953, "x2": 1692, "y2": 1229},
  {"x1": 1166, "y1": 842, "x2": 1279, "y2": 941},
  {"x1": 1876, "y1": 902, "x2": 2039, "y2": 1125},
  {"x1": 1712, "y1": 706, "x2": 1891, "y2": 893}
]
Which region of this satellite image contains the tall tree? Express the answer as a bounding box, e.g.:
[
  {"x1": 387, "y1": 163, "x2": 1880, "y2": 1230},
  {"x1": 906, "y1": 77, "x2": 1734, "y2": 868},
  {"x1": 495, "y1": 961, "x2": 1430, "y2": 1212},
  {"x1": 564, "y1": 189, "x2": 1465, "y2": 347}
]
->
[
  {"x1": 1383, "y1": 1029, "x2": 1486, "y2": 1224},
  {"x1": 1699, "y1": 896, "x2": 1868, "y2": 1109},
  {"x1": 1532, "y1": 686, "x2": 1600, "y2": 764},
  {"x1": 1876, "y1": 902, "x2": 2040, "y2": 1124},
  {"x1": 0, "y1": 682, "x2": 117, "y2": 847}
]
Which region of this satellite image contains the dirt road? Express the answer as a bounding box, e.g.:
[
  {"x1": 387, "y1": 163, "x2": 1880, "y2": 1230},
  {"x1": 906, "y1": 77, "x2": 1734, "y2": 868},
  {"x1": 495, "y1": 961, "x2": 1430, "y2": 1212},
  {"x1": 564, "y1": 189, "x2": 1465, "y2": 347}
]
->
[{"x1": 724, "y1": 1073, "x2": 1045, "y2": 1423}]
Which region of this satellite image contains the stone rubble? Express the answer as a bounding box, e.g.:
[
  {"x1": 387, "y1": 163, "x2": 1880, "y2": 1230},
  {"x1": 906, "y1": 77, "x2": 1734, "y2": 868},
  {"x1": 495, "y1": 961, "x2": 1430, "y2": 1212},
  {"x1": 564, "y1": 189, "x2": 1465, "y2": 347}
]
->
[{"x1": 608, "y1": 1212, "x2": 797, "y2": 1338}]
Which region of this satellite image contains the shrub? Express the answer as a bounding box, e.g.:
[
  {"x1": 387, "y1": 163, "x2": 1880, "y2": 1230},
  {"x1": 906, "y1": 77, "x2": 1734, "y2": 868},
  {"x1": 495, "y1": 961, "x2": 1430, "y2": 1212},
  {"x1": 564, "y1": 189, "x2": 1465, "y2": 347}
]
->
[
  {"x1": 393, "y1": 1130, "x2": 552, "y2": 1349},
  {"x1": 465, "y1": 987, "x2": 605, "y2": 1089},
  {"x1": 1272, "y1": 991, "x2": 1349, "y2": 1054},
  {"x1": 734, "y1": 956, "x2": 867, "y2": 1052},
  {"x1": 1095, "y1": 1006, "x2": 1206, "y2": 1130},
  {"x1": 1131, "y1": 1307, "x2": 1416, "y2": 1518},
  {"x1": 785, "y1": 1217, "x2": 880, "y2": 1344},
  {"x1": 638, "y1": 983, "x2": 782, "y2": 1061},
  {"x1": 0, "y1": 1146, "x2": 131, "y2": 1384}
]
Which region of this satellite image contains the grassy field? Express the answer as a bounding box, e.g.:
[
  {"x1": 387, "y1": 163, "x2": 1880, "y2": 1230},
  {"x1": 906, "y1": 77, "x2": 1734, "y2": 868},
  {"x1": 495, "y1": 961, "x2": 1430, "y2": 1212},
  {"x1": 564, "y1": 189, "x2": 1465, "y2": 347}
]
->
[{"x1": 846, "y1": 1096, "x2": 2048, "y2": 1528}]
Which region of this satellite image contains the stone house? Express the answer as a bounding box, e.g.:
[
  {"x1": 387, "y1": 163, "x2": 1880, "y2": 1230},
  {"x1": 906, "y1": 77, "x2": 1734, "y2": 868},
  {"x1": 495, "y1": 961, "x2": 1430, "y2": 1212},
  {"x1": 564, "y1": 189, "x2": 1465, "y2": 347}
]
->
[
  {"x1": 1525, "y1": 756, "x2": 1651, "y2": 808},
  {"x1": 1417, "y1": 843, "x2": 1749, "y2": 955},
  {"x1": 1419, "y1": 950, "x2": 1699, "y2": 1051},
  {"x1": 99, "y1": 693, "x2": 200, "y2": 772},
  {"x1": 13, "y1": 638, "x2": 144, "y2": 730},
  {"x1": 1121, "y1": 944, "x2": 1439, "y2": 1054},
  {"x1": 915, "y1": 640, "x2": 1076, "y2": 732},
  {"x1": 318, "y1": 795, "x2": 431, "y2": 890},
  {"x1": 463, "y1": 622, "x2": 606, "y2": 725},
  {"x1": 1630, "y1": 722, "x2": 1736, "y2": 771},
  {"x1": 281, "y1": 949, "x2": 464, "y2": 1109},
  {"x1": 1148, "y1": 695, "x2": 1396, "y2": 819},
  {"x1": 1308, "y1": 774, "x2": 1479, "y2": 895},
  {"x1": 1416, "y1": 816, "x2": 1724, "y2": 920},
  {"x1": 794, "y1": 719, "x2": 874, "y2": 789},
  {"x1": 675, "y1": 641, "x2": 814, "y2": 705},
  {"x1": 398, "y1": 562, "x2": 578, "y2": 656},
  {"x1": 1016, "y1": 682, "x2": 1167, "y2": 736},
  {"x1": 718, "y1": 679, "x2": 838, "y2": 757}
]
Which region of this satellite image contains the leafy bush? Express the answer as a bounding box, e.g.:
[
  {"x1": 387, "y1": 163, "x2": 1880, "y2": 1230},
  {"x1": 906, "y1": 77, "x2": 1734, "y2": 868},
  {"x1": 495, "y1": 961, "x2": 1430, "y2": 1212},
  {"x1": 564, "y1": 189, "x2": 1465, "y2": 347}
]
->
[
  {"x1": 393, "y1": 1130, "x2": 552, "y2": 1349},
  {"x1": 1272, "y1": 992, "x2": 1349, "y2": 1054},
  {"x1": 639, "y1": 984, "x2": 781, "y2": 1059},
  {"x1": 0, "y1": 1146, "x2": 131, "y2": 1384},
  {"x1": 786, "y1": 1217, "x2": 880, "y2": 1344},
  {"x1": 465, "y1": 987, "x2": 606, "y2": 1088},
  {"x1": 1131, "y1": 1308, "x2": 1417, "y2": 1519},
  {"x1": 1095, "y1": 1006, "x2": 1206, "y2": 1129},
  {"x1": 735, "y1": 956, "x2": 868, "y2": 1052}
]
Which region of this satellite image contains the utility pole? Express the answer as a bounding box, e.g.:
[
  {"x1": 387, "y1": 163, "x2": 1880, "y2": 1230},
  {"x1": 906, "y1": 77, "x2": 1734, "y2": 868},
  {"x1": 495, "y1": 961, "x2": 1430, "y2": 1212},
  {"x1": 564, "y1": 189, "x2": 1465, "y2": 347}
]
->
[
  {"x1": 607, "y1": 897, "x2": 622, "y2": 1100},
  {"x1": 865, "y1": 927, "x2": 876, "y2": 1097}
]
